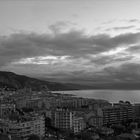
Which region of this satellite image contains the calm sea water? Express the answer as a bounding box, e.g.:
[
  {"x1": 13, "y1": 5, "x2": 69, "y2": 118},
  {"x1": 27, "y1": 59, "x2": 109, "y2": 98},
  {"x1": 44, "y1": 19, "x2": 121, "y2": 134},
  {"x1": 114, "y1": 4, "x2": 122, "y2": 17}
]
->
[{"x1": 55, "y1": 90, "x2": 140, "y2": 103}]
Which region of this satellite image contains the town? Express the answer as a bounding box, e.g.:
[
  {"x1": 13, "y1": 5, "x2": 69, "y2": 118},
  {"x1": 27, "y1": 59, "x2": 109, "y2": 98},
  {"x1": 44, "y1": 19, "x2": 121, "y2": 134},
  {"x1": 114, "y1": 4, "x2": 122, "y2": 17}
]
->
[
  {"x1": 1, "y1": 0, "x2": 140, "y2": 140},
  {"x1": 0, "y1": 88, "x2": 140, "y2": 140}
]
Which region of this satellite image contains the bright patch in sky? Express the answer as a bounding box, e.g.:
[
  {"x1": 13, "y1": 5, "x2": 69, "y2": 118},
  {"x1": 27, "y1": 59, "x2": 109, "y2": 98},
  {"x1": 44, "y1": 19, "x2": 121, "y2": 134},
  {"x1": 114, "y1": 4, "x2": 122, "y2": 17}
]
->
[
  {"x1": 13, "y1": 55, "x2": 70, "y2": 65},
  {"x1": 101, "y1": 47, "x2": 127, "y2": 56}
]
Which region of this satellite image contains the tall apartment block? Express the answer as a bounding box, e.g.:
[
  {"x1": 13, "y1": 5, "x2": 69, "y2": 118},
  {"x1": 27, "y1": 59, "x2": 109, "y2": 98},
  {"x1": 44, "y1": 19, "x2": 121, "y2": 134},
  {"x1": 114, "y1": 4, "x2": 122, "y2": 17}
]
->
[
  {"x1": 53, "y1": 109, "x2": 86, "y2": 133},
  {"x1": 102, "y1": 102, "x2": 133, "y2": 126}
]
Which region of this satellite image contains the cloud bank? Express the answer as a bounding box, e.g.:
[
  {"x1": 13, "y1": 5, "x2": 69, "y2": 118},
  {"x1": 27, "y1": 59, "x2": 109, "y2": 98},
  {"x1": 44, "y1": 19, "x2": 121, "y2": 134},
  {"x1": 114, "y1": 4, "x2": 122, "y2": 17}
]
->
[{"x1": 1, "y1": 23, "x2": 140, "y2": 84}]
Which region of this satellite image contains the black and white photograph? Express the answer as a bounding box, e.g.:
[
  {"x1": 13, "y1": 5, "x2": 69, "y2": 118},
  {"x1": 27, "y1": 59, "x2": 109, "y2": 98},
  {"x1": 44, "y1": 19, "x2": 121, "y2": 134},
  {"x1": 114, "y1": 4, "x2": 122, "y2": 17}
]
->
[{"x1": 0, "y1": 0, "x2": 140, "y2": 140}]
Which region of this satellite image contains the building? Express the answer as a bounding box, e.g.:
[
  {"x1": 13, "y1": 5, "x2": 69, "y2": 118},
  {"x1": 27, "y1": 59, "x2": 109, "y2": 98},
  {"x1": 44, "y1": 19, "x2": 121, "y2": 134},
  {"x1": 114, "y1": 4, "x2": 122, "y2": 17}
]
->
[
  {"x1": 133, "y1": 104, "x2": 140, "y2": 119},
  {"x1": 25, "y1": 98, "x2": 42, "y2": 109},
  {"x1": 117, "y1": 133, "x2": 136, "y2": 140},
  {"x1": 16, "y1": 97, "x2": 51, "y2": 110},
  {"x1": 99, "y1": 127, "x2": 114, "y2": 136},
  {"x1": 102, "y1": 102, "x2": 133, "y2": 126},
  {"x1": 88, "y1": 101, "x2": 111, "y2": 111},
  {"x1": 55, "y1": 98, "x2": 89, "y2": 109},
  {"x1": 0, "y1": 114, "x2": 45, "y2": 140},
  {"x1": 54, "y1": 109, "x2": 74, "y2": 130},
  {"x1": 15, "y1": 99, "x2": 27, "y2": 109},
  {"x1": 0, "y1": 104, "x2": 15, "y2": 119},
  {"x1": 53, "y1": 109, "x2": 86, "y2": 133},
  {"x1": 84, "y1": 109, "x2": 103, "y2": 128},
  {"x1": 0, "y1": 134, "x2": 22, "y2": 140},
  {"x1": 73, "y1": 115, "x2": 86, "y2": 133}
]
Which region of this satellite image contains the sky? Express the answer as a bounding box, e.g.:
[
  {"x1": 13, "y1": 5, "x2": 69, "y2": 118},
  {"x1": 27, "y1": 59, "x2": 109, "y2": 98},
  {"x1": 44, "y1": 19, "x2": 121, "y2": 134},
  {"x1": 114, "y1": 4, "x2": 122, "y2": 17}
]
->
[{"x1": 1, "y1": 0, "x2": 140, "y2": 84}]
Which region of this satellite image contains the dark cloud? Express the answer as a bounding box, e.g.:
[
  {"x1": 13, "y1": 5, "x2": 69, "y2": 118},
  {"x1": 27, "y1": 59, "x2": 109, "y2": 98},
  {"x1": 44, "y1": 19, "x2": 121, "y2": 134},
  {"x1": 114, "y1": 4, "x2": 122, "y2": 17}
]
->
[
  {"x1": 6, "y1": 60, "x2": 140, "y2": 85},
  {"x1": 0, "y1": 29, "x2": 140, "y2": 67},
  {"x1": 126, "y1": 44, "x2": 140, "y2": 53},
  {"x1": 46, "y1": 63, "x2": 140, "y2": 84},
  {"x1": 128, "y1": 19, "x2": 140, "y2": 23},
  {"x1": 105, "y1": 25, "x2": 135, "y2": 31},
  {"x1": 89, "y1": 55, "x2": 133, "y2": 65},
  {"x1": 102, "y1": 63, "x2": 140, "y2": 82}
]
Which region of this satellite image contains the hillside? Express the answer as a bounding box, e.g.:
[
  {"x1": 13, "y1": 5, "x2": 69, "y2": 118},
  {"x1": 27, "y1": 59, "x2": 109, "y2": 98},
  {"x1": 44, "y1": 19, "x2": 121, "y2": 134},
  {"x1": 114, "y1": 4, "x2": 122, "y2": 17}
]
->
[
  {"x1": 0, "y1": 71, "x2": 140, "y2": 91},
  {"x1": 0, "y1": 71, "x2": 85, "y2": 91}
]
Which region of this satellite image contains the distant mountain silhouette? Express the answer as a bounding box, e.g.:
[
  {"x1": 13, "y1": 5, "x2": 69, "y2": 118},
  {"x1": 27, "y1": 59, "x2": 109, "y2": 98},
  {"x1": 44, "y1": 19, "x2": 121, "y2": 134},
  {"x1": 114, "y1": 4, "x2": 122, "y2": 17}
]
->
[
  {"x1": 0, "y1": 71, "x2": 88, "y2": 91},
  {"x1": 0, "y1": 71, "x2": 140, "y2": 91}
]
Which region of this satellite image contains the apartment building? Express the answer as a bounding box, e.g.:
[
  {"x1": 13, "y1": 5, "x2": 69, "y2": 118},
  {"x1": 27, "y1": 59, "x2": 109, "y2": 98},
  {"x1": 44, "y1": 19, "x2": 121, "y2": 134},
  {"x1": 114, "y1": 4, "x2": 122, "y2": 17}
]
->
[
  {"x1": 73, "y1": 116, "x2": 86, "y2": 133},
  {"x1": 0, "y1": 114, "x2": 45, "y2": 140},
  {"x1": 55, "y1": 98, "x2": 89, "y2": 109},
  {"x1": 0, "y1": 103, "x2": 15, "y2": 118},
  {"x1": 53, "y1": 109, "x2": 86, "y2": 133},
  {"x1": 84, "y1": 109, "x2": 103, "y2": 127},
  {"x1": 102, "y1": 102, "x2": 133, "y2": 126},
  {"x1": 133, "y1": 104, "x2": 140, "y2": 119},
  {"x1": 54, "y1": 109, "x2": 74, "y2": 130}
]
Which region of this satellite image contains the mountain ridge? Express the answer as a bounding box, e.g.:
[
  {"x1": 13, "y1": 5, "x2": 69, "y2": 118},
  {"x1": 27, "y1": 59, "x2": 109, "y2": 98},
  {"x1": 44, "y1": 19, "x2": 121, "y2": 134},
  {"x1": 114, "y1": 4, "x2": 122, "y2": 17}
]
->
[
  {"x1": 0, "y1": 71, "x2": 140, "y2": 91},
  {"x1": 0, "y1": 71, "x2": 88, "y2": 91}
]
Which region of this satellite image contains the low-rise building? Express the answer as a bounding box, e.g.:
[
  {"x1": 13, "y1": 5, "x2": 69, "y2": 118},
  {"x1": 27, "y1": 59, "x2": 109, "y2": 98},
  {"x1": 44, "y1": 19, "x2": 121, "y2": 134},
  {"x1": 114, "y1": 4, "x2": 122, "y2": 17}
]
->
[
  {"x1": 117, "y1": 133, "x2": 136, "y2": 140},
  {"x1": 0, "y1": 103, "x2": 15, "y2": 119},
  {"x1": 99, "y1": 127, "x2": 114, "y2": 136},
  {"x1": 73, "y1": 116, "x2": 86, "y2": 133},
  {"x1": 84, "y1": 109, "x2": 103, "y2": 127},
  {"x1": 0, "y1": 114, "x2": 45, "y2": 140}
]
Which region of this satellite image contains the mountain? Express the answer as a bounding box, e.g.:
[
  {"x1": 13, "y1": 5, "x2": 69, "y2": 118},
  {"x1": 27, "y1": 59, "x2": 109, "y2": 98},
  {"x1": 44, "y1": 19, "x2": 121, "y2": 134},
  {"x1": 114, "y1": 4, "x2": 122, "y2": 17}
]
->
[
  {"x1": 0, "y1": 71, "x2": 89, "y2": 91},
  {"x1": 81, "y1": 82, "x2": 140, "y2": 90},
  {"x1": 0, "y1": 71, "x2": 140, "y2": 91}
]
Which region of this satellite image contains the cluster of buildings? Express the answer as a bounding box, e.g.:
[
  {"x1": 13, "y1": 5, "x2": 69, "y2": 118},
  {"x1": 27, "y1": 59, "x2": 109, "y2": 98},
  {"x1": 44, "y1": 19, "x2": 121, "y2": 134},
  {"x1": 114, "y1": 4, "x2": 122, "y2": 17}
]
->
[
  {"x1": 0, "y1": 114, "x2": 45, "y2": 139},
  {"x1": 0, "y1": 88, "x2": 140, "y2": 140},
  {"x1": 0, "y1": 103, "x2": 45, "y2": 140},
  {"x1": 52, "y1": 101, "x2": 134, "y2": 132}
]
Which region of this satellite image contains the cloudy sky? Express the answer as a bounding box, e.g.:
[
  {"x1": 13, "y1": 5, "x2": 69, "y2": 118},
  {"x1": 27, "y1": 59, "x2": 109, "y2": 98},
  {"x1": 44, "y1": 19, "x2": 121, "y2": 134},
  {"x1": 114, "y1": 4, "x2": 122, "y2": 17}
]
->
[{"x1": 1, "y1": 0, "x2": 140, "y2": 84}]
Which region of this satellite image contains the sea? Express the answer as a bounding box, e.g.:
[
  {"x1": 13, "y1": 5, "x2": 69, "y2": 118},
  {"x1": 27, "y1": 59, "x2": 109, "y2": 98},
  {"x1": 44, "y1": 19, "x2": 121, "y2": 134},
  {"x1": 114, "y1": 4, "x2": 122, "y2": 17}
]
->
[{"x1": 53, "y1": 90, "x2": 140, "y2": 103}]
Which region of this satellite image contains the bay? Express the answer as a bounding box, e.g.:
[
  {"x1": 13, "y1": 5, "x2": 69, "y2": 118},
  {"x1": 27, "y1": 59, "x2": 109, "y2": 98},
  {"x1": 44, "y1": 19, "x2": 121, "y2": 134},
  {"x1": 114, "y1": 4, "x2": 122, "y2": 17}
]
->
[{"x1": 55, "y1": 90, "x2": 140, "y2": 103}]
